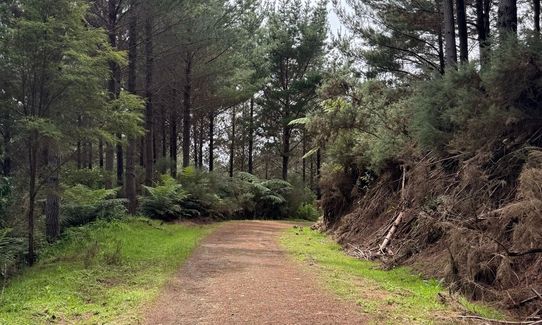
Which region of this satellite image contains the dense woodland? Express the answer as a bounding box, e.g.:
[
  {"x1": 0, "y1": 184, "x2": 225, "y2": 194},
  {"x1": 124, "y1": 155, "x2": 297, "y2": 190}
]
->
[{"x1": 0, "y1": 0, "x2": 542, "y2": 317}]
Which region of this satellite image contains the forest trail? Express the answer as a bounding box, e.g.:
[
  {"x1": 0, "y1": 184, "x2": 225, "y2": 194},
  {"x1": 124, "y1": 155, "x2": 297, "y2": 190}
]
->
[{"x1": 143, "y1": 221, "x2": 366, "y2": 324}]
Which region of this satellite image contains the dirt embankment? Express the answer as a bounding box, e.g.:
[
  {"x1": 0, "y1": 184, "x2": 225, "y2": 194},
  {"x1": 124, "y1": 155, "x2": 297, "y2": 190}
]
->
[{"x1": 320, "y1": 151, "x2": 542, "y2": 319}]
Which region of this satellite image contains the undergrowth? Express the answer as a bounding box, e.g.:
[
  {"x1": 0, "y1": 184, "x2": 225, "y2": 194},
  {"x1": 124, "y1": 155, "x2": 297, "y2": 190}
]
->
[
  {"x1": 280, "y1": 226, "x2": 505, "y2": 324},
  {"x1": 0, "y1": 218, "x2": 213, "y2": 324}
]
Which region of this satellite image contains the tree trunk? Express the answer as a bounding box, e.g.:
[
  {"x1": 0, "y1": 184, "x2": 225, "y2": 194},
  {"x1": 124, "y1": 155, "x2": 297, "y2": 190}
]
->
[
  {"x1": 497, "y1": 0, "x2": 518, "y2": 38},
  {"x1": 45, "y1": 142, "x2": 60, "y2": 243},
  {"x1": 535, "y1": 0, "x2": 541, "y2": 33},
  {"x1": 456, "y1": 0, "x2": 469, "y2": 63},
  {"x1": 161, "y1": 109, "x2": 167, "y2": 158},
  {"x1": 316, "y1": 148, "x2": 321, "y2": 200},
  {"x1": 248, "y1": 97, "x2": 254, "y2": 174},
  {"x1": 229, "y1": 106, "x2": 236, "y2": 177},
  {"x1": 208, "y1": 109, "x2": 214, "y2": 172},
  {"x1": 443, "y1": 0, "x2": 458, "y2": 68},
  {"x1": 116, "y1": 134, "x2": 123, "y2": 188},
  {"x1": 437, "y1": 24, "x2": 445, "y2": 74},
  {"x1": 125, "y1": 14, "x2": 138, "y2": 215},
  {"x1": 1, "y1": 131, "x2": 11, "y2": 176},
  {"x1": 144, "y1": 14, "x2": 154, "y2": 186},
  {"x1": 99, "y1": 139, "x2": 104, "y2": 168},
  {"x1": 193, "y1": 119, "x2": 198, "y2": 167},
  {"x1": 476, "y1": 0, "x2": 490, "y2": 67},
  {"x1": 106, "y1": 0, "x2": 120, "y2": 189},
  {"x1": 182, "y1": 53, "x2": 193, "y2": 168},
  {"x1": 105, "y1": 144, "x2": 114, "y2": 188},
  {"x1": 282, "y1": 126, "x2": 290, "y2": 180},
  {"x1": 27, "y1": 134, "x2": 38, "y2": 265},
  {"x1": 170, "y1": 88, "x2": 178, "y2": 178},
  {"x1": 302, "y1": 131, "x2": 307, "y2": 184},
  {"x1": 198, "y1": 121, "x2": 203, "y2": 168},
  {"x1": 87, "y1": 141, "x2": 92, "y2": 169}
]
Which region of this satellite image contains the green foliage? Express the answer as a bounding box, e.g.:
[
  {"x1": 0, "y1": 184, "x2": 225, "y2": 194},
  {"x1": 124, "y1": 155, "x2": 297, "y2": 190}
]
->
[
  {"x1": 293, "y1": 203, "x2": 320, "y2": 221},
  {"x1": 61, "y1": 167, "x2": 107, "y2": 189},
  {"x1": 309, "y1": 78, "x2": 410, "y2": 173},
  {"x1": 140, "y1": 175, "x2": 192, "y2": 221},
  {"x1": 410, "y1": 37, "x2": 542, "y2": 155},
  {"x1": 61, "y1": 185, "x2": 126, "y2": 228},
  {"x1": 0, "y1": 228, "x2": 24, "y2": 279},
  {"x1": 0, "y1": 218, "x2": 212, "y2": 324},
  {"x1": 0, "y1": 177, "x2": 12, "y2": 227}
]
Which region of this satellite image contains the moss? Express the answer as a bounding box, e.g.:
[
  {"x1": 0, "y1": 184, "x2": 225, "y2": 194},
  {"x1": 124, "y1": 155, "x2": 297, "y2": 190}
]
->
[{"x1": 0, "y1": 218, "x2": 213, "y2": 325}]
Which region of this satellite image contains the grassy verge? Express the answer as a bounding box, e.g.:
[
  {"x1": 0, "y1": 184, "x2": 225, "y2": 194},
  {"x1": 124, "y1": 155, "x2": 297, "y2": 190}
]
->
[
  {"x1": 0, "y1": 218, "x2": 213, "y2": 325},
  {"x1": 280, "y1": 226, "x2": 504, "y2": 324}
]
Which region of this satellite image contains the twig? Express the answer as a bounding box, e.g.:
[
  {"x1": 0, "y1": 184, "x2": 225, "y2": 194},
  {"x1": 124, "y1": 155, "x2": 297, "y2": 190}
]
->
[{"x1": 458, "y1": 315, "x2": 539, "y2": 324}]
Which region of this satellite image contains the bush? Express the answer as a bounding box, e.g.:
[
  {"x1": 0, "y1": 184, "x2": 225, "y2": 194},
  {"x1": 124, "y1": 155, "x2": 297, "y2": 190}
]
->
[
  {"x1": 61, "y1": 185, "x2": 126, "y2": 228},
  {"x1": 294, "y1": 203, "x2": 320, "y2": 221},
  {"x1": 61, "y1": 166, "x2": 107, "y2": 189},
  {"x1": 140, "y1": 175, "x2": 192, "y2": 221},
  {"x1": 0, "y1": 228, "x2": 24, "y2": 279}
]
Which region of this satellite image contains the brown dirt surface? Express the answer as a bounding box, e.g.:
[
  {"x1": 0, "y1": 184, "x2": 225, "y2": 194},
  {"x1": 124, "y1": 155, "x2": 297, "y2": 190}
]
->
[{"x1": 143, "y1": 221, "x2": 366, "y2": 325}]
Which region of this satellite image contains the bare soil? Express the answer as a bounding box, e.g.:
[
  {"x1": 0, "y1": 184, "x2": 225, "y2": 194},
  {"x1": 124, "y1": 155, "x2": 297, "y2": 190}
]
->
[{"x1": 143, "y1": 221, "x2": 366, "y2": 324}]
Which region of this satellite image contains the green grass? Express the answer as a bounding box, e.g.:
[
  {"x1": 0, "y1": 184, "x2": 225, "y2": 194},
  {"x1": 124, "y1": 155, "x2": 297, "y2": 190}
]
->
[
  {"x1": 280, "y1": 226, "x2": 505, "y2": 324},
  {"x1": 0, "y1": 218, "x2": 213, "y2": 325}
]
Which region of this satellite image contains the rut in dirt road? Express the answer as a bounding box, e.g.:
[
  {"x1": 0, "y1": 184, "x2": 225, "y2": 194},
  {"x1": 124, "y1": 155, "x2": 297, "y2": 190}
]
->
[{"x1": 143, "y1": 221, "x2": 366, "y2": 325}]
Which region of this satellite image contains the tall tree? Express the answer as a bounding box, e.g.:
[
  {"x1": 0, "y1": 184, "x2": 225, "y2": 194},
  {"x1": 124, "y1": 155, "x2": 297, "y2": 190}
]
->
[
  {"x1": 443, "y1": 0, "x2": 458, "y2": 67},
  {"x1": 456, "y1": 0, "x2": 468, "y2": 63},
  {"x1": 144, "y1": 8, "x2": 155, "y2": 185},
  {"x1": 497, "y1": 0, "x2": 518, "y2": 37},
  {"x1": 260, "y1": 0, "x2": 327, "y2": 180}
]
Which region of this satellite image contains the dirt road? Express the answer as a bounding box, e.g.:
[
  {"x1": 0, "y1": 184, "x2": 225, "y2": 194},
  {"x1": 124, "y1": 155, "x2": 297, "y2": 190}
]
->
[{"x1": 143, "y1": 221, "x2": 365, "y2": 325}]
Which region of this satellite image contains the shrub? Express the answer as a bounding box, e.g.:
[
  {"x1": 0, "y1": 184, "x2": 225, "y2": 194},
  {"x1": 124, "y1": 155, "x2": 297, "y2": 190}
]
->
[
  {"x1": 61, "y1": 166, "x2": 107, "y2": 189},
  {"x1": 294, "y1": 203, "x2": 320, "y2": 221},
  {"x1": 61, "y1": 185, "x2": 126, "y2": 228},
  {"x1": 0, "y1": 228, "x2": 24, "y2": 279},
  {"x1": 140, "y1": 175, "x2": 191, "y2": 221}
]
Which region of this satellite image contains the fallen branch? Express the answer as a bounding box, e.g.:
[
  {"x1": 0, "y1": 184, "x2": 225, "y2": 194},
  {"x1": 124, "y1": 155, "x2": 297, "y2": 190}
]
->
[{"x1": 458, "y1": 315, "x2": 540, "y2": 324}]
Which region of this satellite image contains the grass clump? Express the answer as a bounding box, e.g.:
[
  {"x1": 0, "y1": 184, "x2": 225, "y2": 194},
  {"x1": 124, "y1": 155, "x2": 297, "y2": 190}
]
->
[
  {"x1": 0, "y1": 218, "x2": 213, "y2": 324},
  {"x1": 280, "y1": 226, "x2": 505, "y2": 324}
]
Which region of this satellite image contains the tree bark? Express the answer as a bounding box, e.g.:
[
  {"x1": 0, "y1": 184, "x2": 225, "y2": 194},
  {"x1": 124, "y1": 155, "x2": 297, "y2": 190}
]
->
[
  {"x1": 316, "y1": 148, "x2": 321, "y2": 200},
  {"x1": 535, "y1": 0, "x2": 541, "y2": 33},
  {"x1": 116, "y1": 135, "x2": 123, "y2": 188},
  {"x1": 443, "y1": 0, "x2": 458, "y2": 68},
  {"x1": 302, "y1": 131, "x2": 307, "y2": 184},
  {"x1": 476, "y1": 0, "x2": 490, "y2": 67},
  {"x1": 125, "y1": 14, "x2": 138, "y2": 215},
  {"x1": 198, "y1": 120, "x2": 203, "y2": 168},
  {"x1": 229, "y1": 106, "x2": 236, "y2": 177},
  {"x1": 208, "y1": 109, "x2": 214, "y2": 172},
  {"x1": 248, "y1": 97, "x2": 254, "y2": 174},
  {"x1": 281, "y1": 126, "x2": 291, "y2": 180},
  {"x1": 144, "y1": 13, "x2": 154, "y2": 185},
  {"x1": 182, "y1": 53, "x2": 193, "y2": 168},
  {"x1": 456, "y1": 0, "x2": 469, "y2": 63},
  {"x1": 193, "y1": 119, "x2": 198, "y2": 167},
  {"x1": 497, "y1": 0, "x2": 518, "y2": 37},
  {"x1": 170, "y1": 88, "x2": 178, "y2": 177},
  {"x1": 99, "y1": 139, "x2": 104, "y2": 168},
  {"x1": 27, "y1": 134, "x2": 38, "y2": 265},
  {"x1": 45, "y1": 141, "x2": 60, "y2": 243}
]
